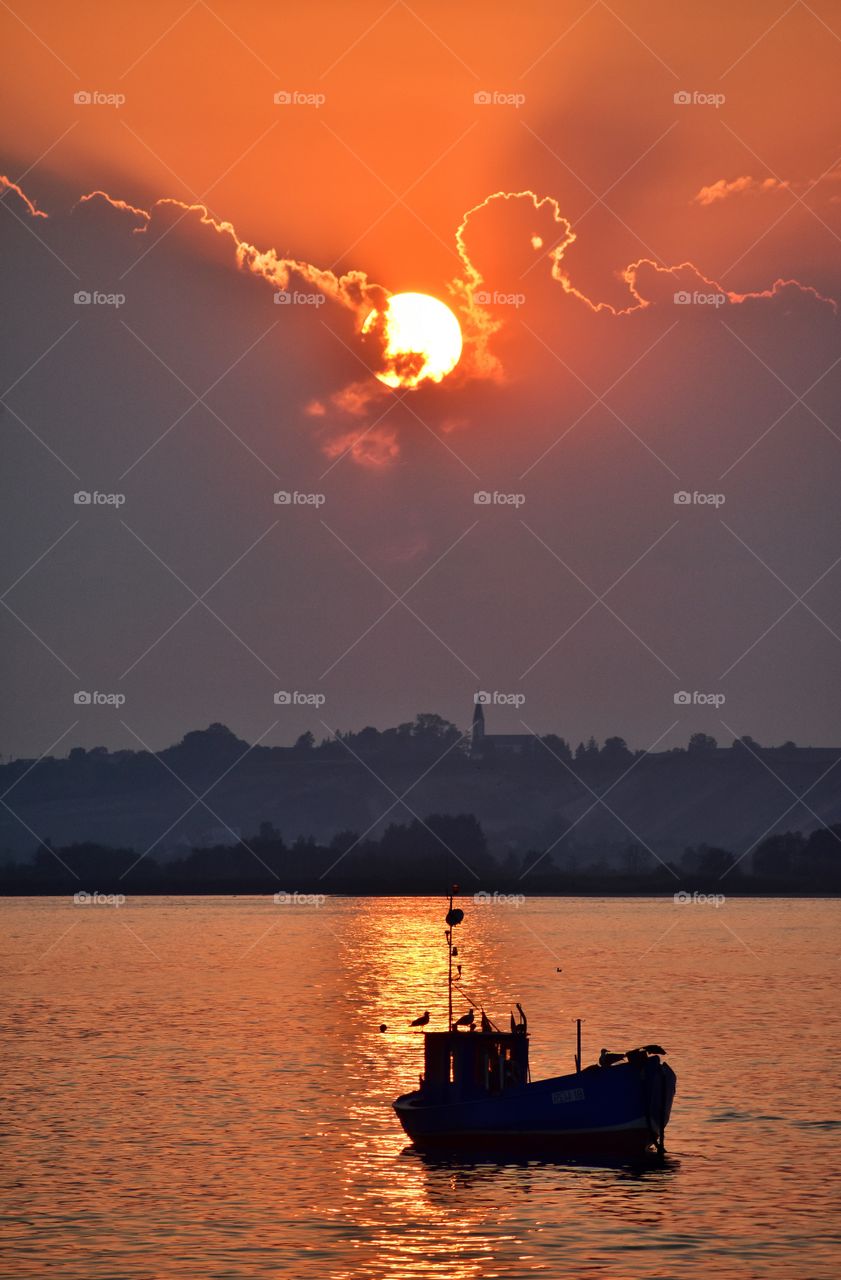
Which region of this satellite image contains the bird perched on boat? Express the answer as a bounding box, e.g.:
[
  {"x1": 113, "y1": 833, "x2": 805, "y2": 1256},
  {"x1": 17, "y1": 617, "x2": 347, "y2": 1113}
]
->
[
  {"x1": 409, "y1": 1011, "x2": 430, "y2": 1028},
  {"x1": 599, "y1": 1048, "x2": 626, "y2": 1067},
  {"x1": 509, "y1": 1006, "x2": 527, "y2": 1035},
  {"x1": 453, "y1": 1009, "x2": 474, "y2": 1029},
  {"x1": 641, "y1": 1043, "x2": 667, "y2": 1056}
]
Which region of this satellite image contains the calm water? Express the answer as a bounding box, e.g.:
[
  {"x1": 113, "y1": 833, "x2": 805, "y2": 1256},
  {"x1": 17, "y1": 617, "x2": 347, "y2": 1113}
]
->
[{"x1": 2, "y1": 896, "x2": 839, "y2": 1279}]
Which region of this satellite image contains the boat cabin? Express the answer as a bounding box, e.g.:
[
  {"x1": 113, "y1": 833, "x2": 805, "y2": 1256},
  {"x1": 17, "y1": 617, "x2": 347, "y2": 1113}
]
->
[{"x1": 420, "y1": 1030, "x2": 530, "y2": 1103}]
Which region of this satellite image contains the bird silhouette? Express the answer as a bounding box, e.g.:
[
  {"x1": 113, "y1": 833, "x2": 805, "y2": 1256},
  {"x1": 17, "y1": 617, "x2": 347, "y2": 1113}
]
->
[
  {"x1": 599, "y1": 1048, "x2": 626, "y2": 1067},
  {"x1": 453, "y1": 1009, "x2": 474, "y2": 1029},
  {"x1": 409, "y1": 1011, "x2": 430, "y2": 1028},
  {"x1": 641, "y1": 1043, "x2": 667, "y2": 1055}
]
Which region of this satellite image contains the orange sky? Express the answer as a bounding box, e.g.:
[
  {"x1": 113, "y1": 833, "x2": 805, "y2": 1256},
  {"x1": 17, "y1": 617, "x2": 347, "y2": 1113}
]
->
[{"x1": 4, "y1": 0, "x2": 841, "y2": 298}]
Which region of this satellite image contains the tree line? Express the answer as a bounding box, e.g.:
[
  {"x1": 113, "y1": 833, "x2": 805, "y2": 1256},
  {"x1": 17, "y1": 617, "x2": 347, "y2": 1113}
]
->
[{"x1": 2, "y1": 816, "x2": 839, "y2": 895}]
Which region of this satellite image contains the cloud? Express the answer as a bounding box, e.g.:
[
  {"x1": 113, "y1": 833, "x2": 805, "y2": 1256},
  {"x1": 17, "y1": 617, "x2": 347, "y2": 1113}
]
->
[
  {"x1": 320, "y1": 424, "x2": 399, "y2": 469},
  {"x1": 449, "y1": 190, "x2": 579, "y2": 373},
  {"x1": 54, "y1": 186, "x2": 390, "y2": 330},
  {"x1": 728, "y1": 276, "x2": 838, "y2": 313},
  {"x1": 176, "y1": 202, "x2": 385, "y2": 322},
  {"x1": 694, "y1": 167, "x2": 841, "y2": 206},
  {"x1": 450, "y1": 188, "x2": 837, "y2": 322},
  {"x1": 307, "y1": 378, "x2": 390, "y2": 421},
  {"x1": 0, "y1": 175, "x2": 48, "y2": 219},
  {"x1": 8, "y1": 183, "x2": 399, "y2": 458},
  {"x1": 694, "y1": 176, "x2": 790, "y2": 205},
  {"x1": 73, "y1": 190, "x2": 150, "y2": 228},
  {"x1": 13, "y1": 172, "x2": 836, "y2": 339},
  {"x1": 622, "y1": 259, "x2": 836, "y2": 314},
  {"x1": 4, "y1": 174, "x2": 837, "y2": 480}
]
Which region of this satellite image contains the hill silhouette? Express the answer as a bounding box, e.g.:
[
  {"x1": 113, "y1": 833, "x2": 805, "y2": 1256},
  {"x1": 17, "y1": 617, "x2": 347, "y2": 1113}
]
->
[{"x1": 1, "y1": 717, "x2": 839, "y2": 887}]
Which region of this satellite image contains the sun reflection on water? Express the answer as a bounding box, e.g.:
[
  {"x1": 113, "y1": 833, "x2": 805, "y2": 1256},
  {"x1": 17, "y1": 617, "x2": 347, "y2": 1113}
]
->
[{"x1": 1, "y1": 896, "x2": 839, "y2": 1279}]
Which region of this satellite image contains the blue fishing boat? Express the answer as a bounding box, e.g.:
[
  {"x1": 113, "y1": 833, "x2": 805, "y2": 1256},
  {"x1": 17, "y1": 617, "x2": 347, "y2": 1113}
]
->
[{"x1": 393, "y1": 890, "x2": 676, "y2": 1157}]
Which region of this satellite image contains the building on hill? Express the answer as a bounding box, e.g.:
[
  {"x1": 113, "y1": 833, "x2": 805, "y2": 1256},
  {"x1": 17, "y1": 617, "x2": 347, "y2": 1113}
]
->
[{"x1": 470, "y1": 696, "x2": 538, "y2": 759}]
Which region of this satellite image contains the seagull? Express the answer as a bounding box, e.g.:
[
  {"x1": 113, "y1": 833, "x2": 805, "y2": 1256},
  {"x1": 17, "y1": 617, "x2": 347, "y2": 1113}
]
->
[
  {"x1": 409, "y1": 1011, "x2": 430, "y2": 1027},
  {"x1": 453, "y1": 1009, "x2": 474, "y2": 1029},
  {"x1": 599, "y1": 1048, "x2": 626, "y2": 1067}
]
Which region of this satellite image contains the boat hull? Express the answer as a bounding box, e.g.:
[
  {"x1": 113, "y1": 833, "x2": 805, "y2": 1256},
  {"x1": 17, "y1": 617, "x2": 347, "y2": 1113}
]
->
[{"x1": 394, "y1": 1059, "x2": 675, "y2": 1157}]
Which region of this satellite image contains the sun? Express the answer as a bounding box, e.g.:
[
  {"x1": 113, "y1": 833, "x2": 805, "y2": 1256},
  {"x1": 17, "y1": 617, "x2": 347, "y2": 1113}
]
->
[{"x1": 363, "y1": 292, "x2": 463, "y2": 389}]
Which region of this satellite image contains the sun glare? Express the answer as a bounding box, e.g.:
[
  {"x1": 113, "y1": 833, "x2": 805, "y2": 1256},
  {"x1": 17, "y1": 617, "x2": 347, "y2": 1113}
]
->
[{"x1": 363, "y1": 292, "x2": 463, "y2": 389}]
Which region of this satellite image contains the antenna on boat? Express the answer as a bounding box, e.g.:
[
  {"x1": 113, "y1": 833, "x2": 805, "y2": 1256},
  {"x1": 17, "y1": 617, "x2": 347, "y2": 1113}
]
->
[
  {"x1": 447, "y1": 888, "x2": 453, "y2": 1029},
  {"x1": 575, "y1": 1017, "x2": 583, "y2": 1073},
  {"x1": 444, "y1": 884, "x2": 463, "y2": 1030}
]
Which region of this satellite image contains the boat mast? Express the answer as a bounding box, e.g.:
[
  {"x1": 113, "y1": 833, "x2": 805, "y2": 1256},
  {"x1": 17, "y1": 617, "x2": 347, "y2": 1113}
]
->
[
  {"x1": 447, "y1": 887, "x2": 454, "y2": 1029},
  {"x1": 444, "y1": 886, "x2": 463, "y2": 1031}
]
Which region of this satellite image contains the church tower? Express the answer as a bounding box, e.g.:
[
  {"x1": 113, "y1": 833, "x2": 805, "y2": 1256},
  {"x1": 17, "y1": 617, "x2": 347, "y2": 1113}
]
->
[{"x1": 471, "y1": 694, "x2": 485, "y2": 757}]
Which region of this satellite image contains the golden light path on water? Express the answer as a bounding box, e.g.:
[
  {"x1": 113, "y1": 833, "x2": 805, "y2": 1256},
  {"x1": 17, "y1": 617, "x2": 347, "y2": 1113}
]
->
[{"x1": 2, "y1": 897, "x2": 840, "y2": 1279}]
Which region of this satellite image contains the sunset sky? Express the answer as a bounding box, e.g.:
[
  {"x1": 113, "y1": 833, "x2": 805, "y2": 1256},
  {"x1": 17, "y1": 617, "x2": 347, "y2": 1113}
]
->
[{"x1": 2, "y1": 0, "x2": 840, "y2": 757}]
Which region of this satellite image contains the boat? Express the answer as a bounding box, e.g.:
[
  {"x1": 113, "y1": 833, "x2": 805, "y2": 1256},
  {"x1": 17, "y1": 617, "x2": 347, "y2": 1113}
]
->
[{"x1": 393, "y1": 889, "x2": 676, "y2": 1157}]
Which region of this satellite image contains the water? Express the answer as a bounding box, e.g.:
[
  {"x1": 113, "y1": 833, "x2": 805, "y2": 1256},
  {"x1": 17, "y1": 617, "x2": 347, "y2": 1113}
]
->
[{"x1": 2, "y1": 896, "x2": 839, "y2": 1279}]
